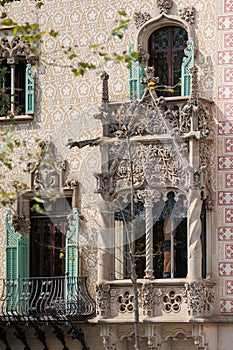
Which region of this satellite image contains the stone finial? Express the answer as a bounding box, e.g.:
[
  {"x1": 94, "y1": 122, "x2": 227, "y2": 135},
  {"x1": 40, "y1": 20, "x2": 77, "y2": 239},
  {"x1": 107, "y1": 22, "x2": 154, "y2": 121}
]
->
[
  {"x1": 179, "y1": 7, "x2": 195, "y2": 24},
  {"x1": 141, "y1": 66, "x2": 159, "y2": 86},
  {"x1": 133, "y1": 11, "x2": 151, "y2": 29},
  {"x1": 137, "y1": 45, "x2": 150, "y2": 65},
  {"x1": 101, "y1": 71, "x2": 109, "y2": 104},
  {"x1": 156, "y1": 0, "x2": 173, "y2": 14},
  {"x1": 190, "y1": 65, "x2": 199, "y2": 103}
]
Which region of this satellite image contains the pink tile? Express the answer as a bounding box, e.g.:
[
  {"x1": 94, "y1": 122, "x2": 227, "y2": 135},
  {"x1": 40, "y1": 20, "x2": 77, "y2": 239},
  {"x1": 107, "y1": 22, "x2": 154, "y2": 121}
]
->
[
  {"x1": 225, "y1": 208, "x2": 233, "y2": 223},
  {"x1": 221, "y1": 299, "x2": 233, "y2": 314},
  {"x1": 225, "y1": 139, "x2": 233, "y2": 152},
  {"x1": 219, "y1": 262, "x2": 233, "y2": 275},
  {"x1": 225, "y1": 104, "x2": 233, "y2": 118},
  {"x1": 218, "y1": 51, "x2": 233, "y2": 65},
  {"x1": 218, "y1": 121, "x2": 233, "y2": 135},
  {"x1": 225, "y1": 174, "x2": 233, "y2": 187},
  {"x1": 226, "y1": 281, "x2": 233, "y2": 294},
  {"x1": 224, "y1": 0, "x2": 233, "y2": 13},
  {"x1": 218, "y1": 226, "x2": 233, "y2": 241},
  {"x1": 218, "y1": 156, "x2": 233, "y2": 170},
  {"x1": 225, "y1": 33, "x2": 233, "y2": 47},
  {"x1": 218, "y1": 191, "x2": 233, "y2": 205},
  {"x1": 218, "y1": 87, "x2": 233, "y2": 100},
  {"x1": 218, "y1": 16, "x2": 233, "y2": 30},
  {"x1": 226, "y1": 245, "x2": 233, "y2": 259}
]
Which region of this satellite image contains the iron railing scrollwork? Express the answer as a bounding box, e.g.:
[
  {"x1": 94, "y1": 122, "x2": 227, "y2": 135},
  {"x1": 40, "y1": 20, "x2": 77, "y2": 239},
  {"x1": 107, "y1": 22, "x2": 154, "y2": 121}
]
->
[{"x1": 0, "y1": 276, "x2": 95, "y2": 320}]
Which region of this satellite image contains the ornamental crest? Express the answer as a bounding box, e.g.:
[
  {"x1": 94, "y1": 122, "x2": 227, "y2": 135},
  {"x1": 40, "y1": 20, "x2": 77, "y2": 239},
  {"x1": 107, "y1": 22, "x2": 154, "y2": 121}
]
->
[{"x1": 156, "y1": 0, "x2": 173, "y2": 13}]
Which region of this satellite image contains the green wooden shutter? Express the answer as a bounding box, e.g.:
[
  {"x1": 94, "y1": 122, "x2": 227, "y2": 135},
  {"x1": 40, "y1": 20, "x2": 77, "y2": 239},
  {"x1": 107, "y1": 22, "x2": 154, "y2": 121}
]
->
[
  {"x1": 6, "y1": 210, "x2": 29, "y2": 314},
  {"x1": 129, "y1": 44, "x2": 146, "y2": 100},
  {"x1": 65, "y1": 208, "x2": 79, "y2": 313},
  {"x1": 25, "y1": 63, "x2": 35, "y2": 114},
  {"x1": 18, "y1": 236, "x2": 29, "y2": 279},
  {"x1": 65, "y1": 208, "x2": 79, "y2": 277},
  {"x1": 6, "y1": 210, "x2": 18, "y2": 280},
  {"x1": 181, "y1": 38, "x2": 194, "y2": 96}
]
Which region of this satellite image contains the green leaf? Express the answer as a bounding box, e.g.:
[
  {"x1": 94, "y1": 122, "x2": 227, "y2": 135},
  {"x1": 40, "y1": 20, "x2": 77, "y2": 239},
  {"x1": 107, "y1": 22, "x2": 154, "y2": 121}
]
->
[
  {"x1": 49, "y1": 29, "x2": 58, "y2": 38},
  {"x1": 118, "y1": 10, "x2": 127, "y2": 16},
  {"x1": 36, "y1": 1, "x2": 44, "y2": 9},
  {"x1": 1, "y1": 18, "x2": 17, "y2": 26}
]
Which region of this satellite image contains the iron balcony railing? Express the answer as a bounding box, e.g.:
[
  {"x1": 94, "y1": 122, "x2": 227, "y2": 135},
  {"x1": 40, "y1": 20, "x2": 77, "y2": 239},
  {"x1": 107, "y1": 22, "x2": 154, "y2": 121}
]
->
[{"x1": 0, "y1": 276, "x2": 95, "y2": 320}]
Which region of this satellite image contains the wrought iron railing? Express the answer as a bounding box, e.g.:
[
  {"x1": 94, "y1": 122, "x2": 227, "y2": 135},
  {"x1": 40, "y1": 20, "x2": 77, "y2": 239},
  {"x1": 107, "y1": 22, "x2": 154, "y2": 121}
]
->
[{"x1": 0, "y1": 276, "x2": 95, "y2": 320}]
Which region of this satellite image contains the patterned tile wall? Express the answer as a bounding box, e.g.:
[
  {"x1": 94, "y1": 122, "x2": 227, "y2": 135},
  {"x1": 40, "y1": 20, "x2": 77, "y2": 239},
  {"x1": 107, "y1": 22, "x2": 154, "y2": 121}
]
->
[
  {"x1": 0, "y1": 0, "x2": 232, "y2": 311},
  {"x1": 217, "y1": 0, "x2": 233, "y2": 314}
]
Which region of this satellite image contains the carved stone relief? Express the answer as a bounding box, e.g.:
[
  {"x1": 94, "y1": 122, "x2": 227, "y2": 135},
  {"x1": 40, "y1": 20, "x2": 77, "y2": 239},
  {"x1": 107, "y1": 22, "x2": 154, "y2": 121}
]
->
[
  {"x1": 156, "y1": 0, "x2": 173, "y2": 14},
  {"x1": 134, "y1": 12, "x2": 151, "y2": 29},
  {"x1": 28, "y1": 141, "x2": 67, "y2": 192},
  {"x1": 179, "y1": 7, "x2": 196, "y2": 25},
  {"x1": 184, "y1": 281, "x2": 214, "y2": 317},
  {"x1": 0, "y1": 35, "x2": 37, "y2": 64},
  {"x1": 96, "y1": 282, "x2": 111, "y2": 318},
  {"x1": 141, "y1": 283, "x2": 162, "y2": 317},
  {"x1": 12, "y1": 214, "x2": 30, "y2": 236},
  {"x1": 162, "y1": 289, "x2": 184, "y2": 313}
]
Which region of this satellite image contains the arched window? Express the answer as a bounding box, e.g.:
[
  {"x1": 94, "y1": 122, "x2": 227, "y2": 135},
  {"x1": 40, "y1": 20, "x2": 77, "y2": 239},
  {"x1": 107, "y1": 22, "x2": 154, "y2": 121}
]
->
[
  {"x1": 130, "y1": 19, "x2": 194, "y2": 99},
  {"x1": 148, "y1": 26, "x2": 188, "y2": 96}
]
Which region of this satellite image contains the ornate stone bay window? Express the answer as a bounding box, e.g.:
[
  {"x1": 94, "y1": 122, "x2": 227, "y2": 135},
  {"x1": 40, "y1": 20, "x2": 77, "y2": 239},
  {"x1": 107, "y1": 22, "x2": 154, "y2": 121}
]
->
[{"x1": 93, "y1": 3, "x2": 215, "y2": 330}]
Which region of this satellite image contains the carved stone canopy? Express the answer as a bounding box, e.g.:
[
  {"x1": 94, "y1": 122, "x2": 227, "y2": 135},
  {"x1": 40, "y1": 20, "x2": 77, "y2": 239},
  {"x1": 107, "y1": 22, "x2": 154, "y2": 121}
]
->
[
  {"x1": 0, "y1": 35, "x2": 37, "y2": 64},
  {"x1": 27, "y1": 141, "x2": 67, "y2": 192}
]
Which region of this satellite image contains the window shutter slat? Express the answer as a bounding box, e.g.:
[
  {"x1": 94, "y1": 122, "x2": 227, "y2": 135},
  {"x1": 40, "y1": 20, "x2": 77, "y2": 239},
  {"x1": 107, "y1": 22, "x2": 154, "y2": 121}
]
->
[
  {"x1": 6, "y1": 210, "x2": 30, "y2": 314},
  {"x1": 6, "y1": 210, "x2": 18, "y2": 280},
  {"x1": 181, "y1": 38, "x2": 194, "y2": 96},
  {"x1": 65, "y1": 208, "x2": 79, "y2": 311},
  {"x1": 18, "y1": 236, "x2": 29, "y2": 279},
  {"x1": 129, "y1": 44, "x2": 145, "y2": 100},
  {"x1": 6, "y1": 210, "x2": 19, "y2": 313},
  {"x1": 25, "y1": 63, "x2": 35, "y2": 114}
]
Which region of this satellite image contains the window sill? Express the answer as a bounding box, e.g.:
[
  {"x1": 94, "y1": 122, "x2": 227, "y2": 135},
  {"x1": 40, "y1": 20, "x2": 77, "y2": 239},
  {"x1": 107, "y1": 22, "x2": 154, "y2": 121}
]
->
[{"x1": 0, "y1": 115, "x2": 34, "y2": 122}]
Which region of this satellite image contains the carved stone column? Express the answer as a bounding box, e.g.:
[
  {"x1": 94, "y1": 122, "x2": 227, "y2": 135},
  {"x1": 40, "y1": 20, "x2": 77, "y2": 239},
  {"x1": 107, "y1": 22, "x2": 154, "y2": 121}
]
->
[
  {"x1": 145, "y1": 325, "x2": 162, "y2": 350},
  {"x1": 98, "y1": 202, "x2": 115, "y2": 281},
  {"x1": 144, "y1": 196, "x2": 154, "y2": 279},
  {"x1": 101, "y1": 325, "x2": 118, "y2": 350},
  {"x1": 187, "y1": 189, "x2": 203, "y2": 280}
]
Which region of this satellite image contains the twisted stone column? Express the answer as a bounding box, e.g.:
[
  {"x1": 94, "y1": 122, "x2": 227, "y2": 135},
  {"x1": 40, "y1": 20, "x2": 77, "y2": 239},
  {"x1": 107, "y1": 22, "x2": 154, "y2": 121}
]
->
[
  {"x1": 144, "y1": 197, "x2": 154, "y2": 279},
  {"x1": 187, "y1": 189, "x2": 203, "y2": 280}
]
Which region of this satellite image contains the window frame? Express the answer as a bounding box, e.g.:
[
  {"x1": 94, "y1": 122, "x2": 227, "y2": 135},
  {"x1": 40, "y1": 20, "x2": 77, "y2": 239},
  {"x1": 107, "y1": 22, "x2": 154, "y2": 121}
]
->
[
  {"x1": 0, "y1": 33, "x2": 35, "y2": 121},
  {"x1": 133, "y1": 13, "x2": 195, "y2": 99}
]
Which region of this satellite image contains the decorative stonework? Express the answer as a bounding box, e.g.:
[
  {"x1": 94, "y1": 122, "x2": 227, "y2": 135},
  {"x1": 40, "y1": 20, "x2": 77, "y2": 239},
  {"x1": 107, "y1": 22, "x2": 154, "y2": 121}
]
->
[
  {"x1": 96, "y1": 282, "x2": 111, "y2": 318},
  {"x1": 179, "y1": 7, "x2": 196, "y2": 24},
  {"x1": 27, "y1": 141, "x2": 67, "y2": 192},
  {"x1": 117, "y1": 290, "x2": 134, "y2": 313},
  {"x1": 12, "y1": 214, "x2": 30, "y2": 236},
  {"x1": 156, "y1": 0, "x2": 173, "y2": 14},
  {"x1": 0, "y1": 35, "x2": 37, "y2": 64},
  {"x1": 134, "y1": 12, "x2": 151, "y2": 29},
  {"x1": 101, "y1": 326, "x2": 118, "y2": 350},
  {"x1": 137, "y1": 45, "x2": 150, "y2": 66},
  {"x1": 101, "y1": 71, "x2": 109, "y2": 104},
  {"x1": 185, "y1": 281, "x2": 205, "y2": 317},
  {"x1": 141, "y1": 283, "x2": 162, "y2": 317},
  {"x1": 162, "y1": 289, "x2": 183, "y2": 313},
  {"x1": 184, "y1": 282, "x2": 214, "y2": 317}
]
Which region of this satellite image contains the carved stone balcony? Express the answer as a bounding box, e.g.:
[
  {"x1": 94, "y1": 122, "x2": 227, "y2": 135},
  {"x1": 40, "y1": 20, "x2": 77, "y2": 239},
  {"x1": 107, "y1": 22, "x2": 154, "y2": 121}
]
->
[
  {"x1": 96, "y1": 279, "x2": 215, "y2": 322},
  {"x1": 0, "y1": 276, "x2": 95, "y2": 321}
]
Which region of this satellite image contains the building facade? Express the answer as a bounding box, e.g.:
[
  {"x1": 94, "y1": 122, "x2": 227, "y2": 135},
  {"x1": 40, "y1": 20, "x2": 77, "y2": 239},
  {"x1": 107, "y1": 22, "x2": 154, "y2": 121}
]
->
[{"x1": 0, "y1": 0, "x2": 233, "y2": 349}]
